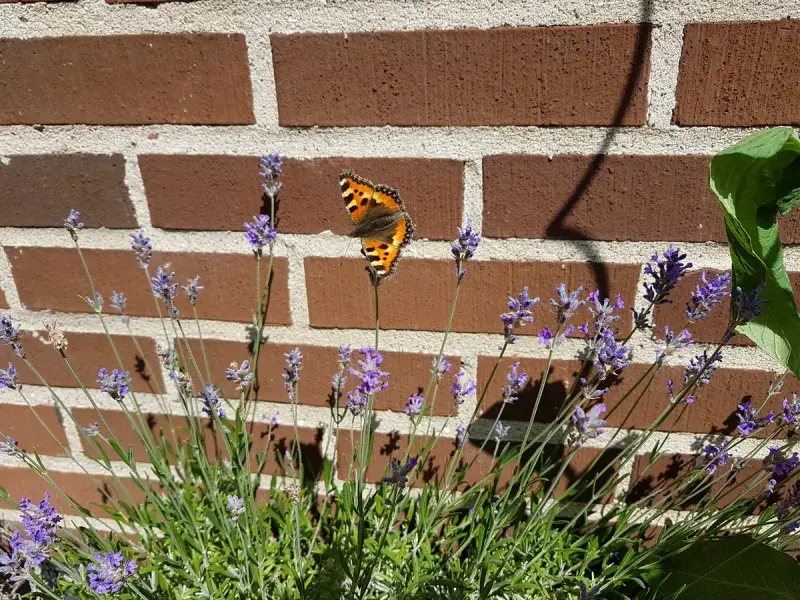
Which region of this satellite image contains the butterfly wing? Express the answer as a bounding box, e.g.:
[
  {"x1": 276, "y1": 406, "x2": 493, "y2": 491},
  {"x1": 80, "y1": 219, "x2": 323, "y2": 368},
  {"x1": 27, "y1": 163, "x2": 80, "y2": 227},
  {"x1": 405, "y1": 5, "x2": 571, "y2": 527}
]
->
[
  {"x1": 341, "y1": 170, "x2": 378, "y2": 225},
  {"x1": 361, "y1": 211, "x2": 415, "y2": 279}
]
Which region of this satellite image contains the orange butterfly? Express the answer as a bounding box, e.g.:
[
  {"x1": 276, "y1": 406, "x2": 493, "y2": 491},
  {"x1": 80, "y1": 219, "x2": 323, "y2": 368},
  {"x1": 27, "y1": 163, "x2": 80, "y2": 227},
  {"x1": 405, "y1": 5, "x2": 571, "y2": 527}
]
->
[{"x1": 340, "y1": 170, "x2": 415, "y2": 281}]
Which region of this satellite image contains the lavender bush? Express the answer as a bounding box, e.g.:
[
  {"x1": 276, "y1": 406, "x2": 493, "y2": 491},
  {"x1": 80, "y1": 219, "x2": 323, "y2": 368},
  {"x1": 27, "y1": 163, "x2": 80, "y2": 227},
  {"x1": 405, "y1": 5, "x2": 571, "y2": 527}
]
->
[{"x1": 0, "y1": 150, "x2": 799, "y2": 600}]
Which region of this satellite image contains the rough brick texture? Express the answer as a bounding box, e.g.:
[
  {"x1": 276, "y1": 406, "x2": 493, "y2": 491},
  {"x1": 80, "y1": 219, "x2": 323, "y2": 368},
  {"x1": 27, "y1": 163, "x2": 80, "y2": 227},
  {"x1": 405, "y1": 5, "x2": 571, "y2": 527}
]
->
[
  {"x1": 0, "y1": 154, "x2": 135, "y2": 228},
  {"x1": 140, "y1": 156, "x2": 463, "y2": 240},
  {"x1": 1, "y1": 405, "x2": 68, "y2": 456},
  {"x1": 305, "y1": 258, "x2": 639, "y2": 333},
  {"x1": 0, "y1": 35, "x2": 254, "y2": 125},
  {"x1": 5, "y1": 247, "x2": 291, "y2": 325},
  {"x1": 179, "y1": 339, "x2": 458, "y2": 415},
  {"x1": 272, "y1": 24, "x2": 652, "y2": 126},
  {"x1": 675, "y1": 21, "x2": 800, "y2": 126}
]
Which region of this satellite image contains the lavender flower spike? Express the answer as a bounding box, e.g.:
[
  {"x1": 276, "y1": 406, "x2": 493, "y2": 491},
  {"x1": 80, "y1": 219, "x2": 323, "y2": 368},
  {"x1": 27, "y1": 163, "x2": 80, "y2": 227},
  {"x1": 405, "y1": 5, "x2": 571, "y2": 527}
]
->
[
  {"x1": 183, "y1": 276, "x2": 204, "y2": 305},
  {"x1": 225, "y1": 360, "x2": 254, "y2": 391},
  {"x1": 642, "y1": 244, "x2": 692, "y2": 306},
  {"x1": 227, "y1": 494, "x2": 246, "y2": 522},
  {"x1": 571, "y1": 404, "x2": 607, "y2": 444},
  {"x1": 686, "y1": 271, "x2": 731, "y2": 321},
  {"x1": 0, "y1": 362, "x2": 20, "y2": 390},
  {"x1": 701, "y1": 441, "x2": 730, "y2": 473},
  {"x1": 0, "y1": 315, "x2": 24, "y2": 357},
  {"x1": 110, "y1": 291, "x2": 127, "y2": 312},
  {"x1": 732, "y1": 284, "x2": 767, "y2": 325},
  {"x1": 452, "y1": 219, "x2": 480, "y2": 280},
  {"x1": 501, "y1": 286, "x2": 539, "y2": 343},
  {"x1": 130, "y1": 230, "x2": 152, "y2": 268},
  {"x1": 736, "y1": 400, "x2": 775, "y2": 436},
  {"x1": 382, "y1": 457, "x2": 418, "y2": 489},
  {"x1": 199, "y1": 383, "x2": 225, "y2": 419},
  {"x1": 455, "y1": 424, "x2": 468, "y2": 448},
  {"x1": 87, "y1": 551, "x2": 137, "y2": 595},
  {"x1": 451, "y1": 370, "x2": 477, "y2": 405},
  {"x1": 501, "y1": 362, "x2": 528, "y2": 404},
  {"x1": 96, "y1": 368, "x2": 130, "y2": 401},
  {"x1": 0, "y1": 435, "x2": 18, "y2": 456},
  {"x1": 151, "y1": 266, "x2": 178, "y2": 306},
  {"x1": 550, "y1": 283, "x2": 584, "y2": 324},
  {"x1": 405, "y1": 393, "x2": 424, "y2": 416},
  {"x1": 63, "y1": 209, "x2": 84, "y2": 240},
  {"x1": 283, "y1": 348, "x2": 303, "y2": 401},
  {"x1": 431, "y1": 356, "x2": 452, "y2": 380},
  {"x1": 243, "y1": 214, "x2": 277, "y2": 255},
  {"x1": 260, "y1": 153, "x2": 284, "y2": 196}
]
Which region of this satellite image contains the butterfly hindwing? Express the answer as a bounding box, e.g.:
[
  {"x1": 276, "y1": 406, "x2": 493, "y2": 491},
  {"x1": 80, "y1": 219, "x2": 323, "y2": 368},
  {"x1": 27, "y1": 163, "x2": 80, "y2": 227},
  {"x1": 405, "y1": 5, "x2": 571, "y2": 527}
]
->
[
  {"x1": 341, "y1": 170, "x2": 378, "y2": 225},
  {"x1": 361, "y1": 213, "x2": 415, "y2": 279}
]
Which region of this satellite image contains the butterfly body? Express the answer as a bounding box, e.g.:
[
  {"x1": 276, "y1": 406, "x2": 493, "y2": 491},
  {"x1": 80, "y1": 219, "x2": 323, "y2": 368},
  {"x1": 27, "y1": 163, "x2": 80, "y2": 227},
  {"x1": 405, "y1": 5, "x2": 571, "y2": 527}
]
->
[{"x1": 340, "y1": 170, "x2": 415, "y2": 281}]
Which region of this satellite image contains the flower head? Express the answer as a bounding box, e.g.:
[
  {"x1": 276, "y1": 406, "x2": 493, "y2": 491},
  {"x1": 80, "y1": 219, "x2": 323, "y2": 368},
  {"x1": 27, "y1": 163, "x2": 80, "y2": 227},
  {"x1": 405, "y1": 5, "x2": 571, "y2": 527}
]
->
[
  {"x1": 110, "y1": 291, "x2": 127, "y2": 312},
  {"x1": 227, "y1": 494, "x2": 246, "y2": 522},
  {"x1": 225, "y1": 360, "x2": 254, "y2": 391},
  {"x1": 96, "y1": 368, "x2": 130, "y2": 401},
  {"x1": 537, "y1": 324, "x2": 574, "y2": 349},
  {"x1": 550, "y1": 284, "x2": 584, "y2": 324},
  {"x1": 451, "y1": 370, "x2": 477, "y2": 406},
  {"x1": 243, "y1": 214, "x2": 277, "y2": 255},
  {"x1": 260, "y1": 153, "x2": 283, "y2": 196},
  {"x1": 493, "y1": 421, "x2": 511, "y2": 442},
  {"x1": 182, "y1": 276, "x2": 203, "y2": 305},
  {"x1": 129, "y1": 230, "x2": 152, "y2": 268},
  {"x1": 764, "y1": 447, "x2": 800, "y2": 493},
  {"x1": 782, "y1": 394, "x2": 800, "y2": 425},
  {"x1": 87, "y1": 551, "x2": 137, "y2": 595},
  {"x1": 199, "y1": 384, "x2": 225, "y2": 419},
  {"x1": 0, "y1": 315, "x2": 23, "y2": 357},
  {"x1": 592, "y1": 329, "x2": 630, "y2": 378},
  {"x1": 283, "y1": 348, "x2": 303, "y2": 401},
  {"x1": 686, "y1": 271, "x2": 731, "y2": 321},
  {"x1": 701, "y1": 441, "x2": 730, "y2": 473},
  {"x1": 501, "y1": 287, "x2": 539, "y2": 343},
  {"x1": 20, "y1": 493, "x2": 61, "y2": 550},
  {"x1": 82, "y1": 422, "x2": 100, "y2": 437},
  {"x1": 587, "y1": 291, "x2": 624, "y2": 333},
  {"x1": 382, "y1": 457, "x2": 417, "y2": 489},
  {"x1": 0, "y1": 494, "x2": 61, "y2": 582},
  {"x1": 683, "y1": 350, "x2": 723, "y2": 387},
  {"x1": 431, "y1": 357, "x2": 452, "y2": 380},
  {"x1": 655, "y1": 326, "x2": 693, "y2": 364},
  {"x1": 0, "y1": 362, "x2": 19, "y2": 390},
  {"x1": 642, "y1": 244, "x2": 692, "y2": 306},
  {"x1": 571, "y1": 404, "x2": 607, "y2": 445},
  {"x1": 736, "y1": 400, "x2": 775, "y2": 436},
  {"x1": 501, "y1": 362, "x2": 527, "y2": 404},
  {"x1": 338, "y1": 345, "x2": 353, "y2": 370},
  {"x1": 455, "y1": 424, "x2": 468, "y2": 448},
  {"x1": 730, "y1": 284, "x2": 767, "y2": 329},
  {"x1": 452, "y1": 219, "x2": 480, "y2": 280},
  {"x1": 63, "y1": 209, "x2": 84, "y2": 240},
  {"x1": 0, "y1": 434, "x2": 18, "y2": 456},
  {"x1": 44, "y1": 320, "x2": 68, "y2": 352},
  {"x1": 404, "y1": 393, "x2": 424, "y2": 416},
  {"x1": 151, "y1": 266, "x2": 178, "y2": 307}
]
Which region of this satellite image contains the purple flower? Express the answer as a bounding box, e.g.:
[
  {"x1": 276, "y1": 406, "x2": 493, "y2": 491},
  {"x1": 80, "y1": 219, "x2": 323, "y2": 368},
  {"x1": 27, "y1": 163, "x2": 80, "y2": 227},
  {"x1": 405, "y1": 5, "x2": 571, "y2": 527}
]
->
[
  {"x1": 110, "y1": 291, "x2": 127, "y2": 312},
  {"x1": 0, "y1": 315, "x2": 23, "y2": 357},
  {"x1": 736, "y1": 400, "x2": 775, "y2": 436},
  {"x1": 731, "y1": 284, "x2": 767, "y2": 327},
  {"x1": 701, "y1": 441, "x2": 730, "y2": 473},
  {"x1": 501, "y1": 362, "x2": 527, "y2": 404},
  {"x1": 346, "y1": 347, "x2": 389, "y2": 416},
  {"x1": 451, "y1": 370, "x2": 477, "y2": 405},
  {"x1": 431, "y1": 357, "x2": 452, "y2": 380},
  {"x1": 580, "y1": 378, "x2": 609, "y2": 401},
  {"x1": 382, "y1": 457, "x2": 417, "y2": 489},
  {"x1": 493, "y1": 421, "x2": 511, "y2": 442},
  {"x1": 243, "y1": 214, "x2": 277, "y2": 254},
  {"x1": 199, "y1": 383, "x2": 225, "y2": 419},
  {"x1": 686, "y1": 271, "x2": 731, "y2": 321},
  {"x1": 571, "y1": 404, "x2": 607, "y2": 444},
  {"x1": 227, "y1": 494, "x2": 245, "y2": 522},
  {"x1": 63, "y1": 209, "x2": 84, "y2": 239},
  {"x1": 501, "y1": 287, "x2": 539, "y2": 343},
  {"x1": 550, "y1": 284, "x2": 584, "y2": 324},
  {"x1": 0, "y1": 494, "x2": 61, "y2": 582},
  {"x1": 683, "y1": 350, "x2": 723, "y2": 387},
  {"x1": 455, "y1": 424, "x2": 468, "y2": 448},
  {"x1": 20, "y1": 493, "x2": 61, "y2": 550},
  {"x1": 225, "y1": 360, "x2": 254, "y2": 391},
  {"x1": 338, "y1": 345, "x2": 353, "y2": 370},
  {"x1": 82, "y1": 422, "x2": 100, "y2": 437},
  {"x1": 0, "y1": 434, "x2": 18, "y2": 456},
  {"x1": 592, "y1": 329, "x2": 630, "y2": 378},
  {"x1": 87, "y1": 551, "x2": 137, "y2": 595},
  {"x1": 764, "y1": 447, "x2": 800, "y2": 492},
  {"x1": 260, "y1": 153, "x2": 283, "y2": 196},
  {"x1": 452, "y1": 219, "x2": 480, "y2": 279},
  {"x1": 537, "y1": 325, "x2": 574, "y2": 349},
  {"x1": 405, "y1": 393, "x2": 424, "y2": 416},
  {"x1": 782, "y1": 394, "x2": 800, "y2": 425},
  {"x1": 0, "y1": 362, "x2": 19, "y2": 390},
  {"x1": 656, "y1": 326, "x2": 693, "y2": 364},
  {"x1": 151, "y1": 266, "x2": 178, "y2": 307},
  {"x1": 283, "y1": 348, "x2": 303, "y2": 400},
  {"x1": 183, "y1": 276, "x2": 203, "y2": 305},
  {"x1": 84, "y1": 292, "x2": 103, "y2": 311},
  {"x1": 96, "y1": 368, "x2": 130, "y2": 401},
  {"x1": 642, "y1": 244, "x2": 692, "y2": 306},
  {"x1": 587, "y1": 291, "x2": 624, "y2": 333},
  {"x1": 130, "y1": 230, "x2": 152, "y2": 268}
]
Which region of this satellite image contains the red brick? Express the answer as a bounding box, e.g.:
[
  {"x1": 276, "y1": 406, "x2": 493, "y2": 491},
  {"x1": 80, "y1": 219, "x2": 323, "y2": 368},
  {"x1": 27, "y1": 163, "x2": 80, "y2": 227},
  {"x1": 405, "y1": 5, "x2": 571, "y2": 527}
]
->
[
  {"x1": 271, "y1": 25, "x2": 651, "y2": 126},
  {"x1": 483, "y1": 154, "x2": 800, "y2": 243},
  {"x1": 141, "y1": 155, "x2": 463, "y2": 241},
  {"x1": 477, "y1": 357, "x2": 797, "y2": 436},
  {"x1": 73, "y1": 409, "x2": 324, "y2": 476},
  {"x1": 180, "y1": 339, "x2": 458, "y2": 416},
  {"x1": 654, "y1": 270, "x2": 800, "y2": 345},
  {"x1": 338, "y1": 431, "x2": 618, "y2": 499},
  {"x1": 0, "y1": 35, "x2": 253, "y2": 125},
  {"x1": 675, "y1": 21, "x2": 800, "y2": 126},
  {"x1": 0, "y1": 405, "x2": 69, "y2": 456},
  {"x1": 0, "y1": 288, "x2": 7, "y2": 308},
  {"x1": 0, "y1": 331, "x2": 162, "y2": 393},
  {"x1": 6, "y1": 247, "x2": 291, "y2": 325},
  {"x1": 305, "y1": 258, "x2": 639, "y2": 334},
  {"x1": 0, "y1": 154, "x2": 135, "y2": 228},
  {"x1": 0, "y1": 466, "x2": 146, "y2": 517}
]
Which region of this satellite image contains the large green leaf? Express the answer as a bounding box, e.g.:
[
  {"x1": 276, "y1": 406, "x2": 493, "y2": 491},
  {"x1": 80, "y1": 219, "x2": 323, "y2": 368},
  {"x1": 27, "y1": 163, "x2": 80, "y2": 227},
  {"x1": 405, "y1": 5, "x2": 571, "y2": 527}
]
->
[
  {"x1": 650, "y1": 535, "x2": 800, "y2": 599},
  {"x1": 710, "y1": 127, "x2": 800, "y2": 377}
]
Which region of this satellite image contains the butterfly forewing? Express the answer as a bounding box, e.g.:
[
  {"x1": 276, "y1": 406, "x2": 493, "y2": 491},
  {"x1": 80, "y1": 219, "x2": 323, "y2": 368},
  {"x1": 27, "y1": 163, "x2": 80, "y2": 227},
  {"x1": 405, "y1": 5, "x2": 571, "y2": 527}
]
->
[{"x1": 340, "y1": 170, "x2": 377, "y2": 225}]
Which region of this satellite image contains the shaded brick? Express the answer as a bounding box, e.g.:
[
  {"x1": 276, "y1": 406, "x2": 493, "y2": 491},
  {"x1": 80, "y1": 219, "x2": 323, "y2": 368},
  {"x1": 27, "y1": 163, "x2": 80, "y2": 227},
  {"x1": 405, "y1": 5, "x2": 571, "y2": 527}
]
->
[
  {"x1": 305, "y1": 258, "x2": 639, "y2": 334},
  {"x1": 0, "y1": 288, "x2": 7, "y2": 308},
  {"x1": 73, "y1": 409, "x2": 324, "y2": 476},
  {"x1": 0, "y1": 35, "x2": 254, "y2": 125},
  {"x1": 141, "y1": 155, "x2": 463, "y2": 241},
  {"x1": 477, "y1": 357, "x2": 798, "y2": 436},
  {"x1": 272, "y1": 24, "x2": 651, "y2": 126},
  {"x1": 0, "y1": 154, "x2": 134, "y2": 229},
  {"x1": 675, "y1": 21, "x2": 800, "y2": 126},
  {"x1": 0, "y1": 331, "x2": 162, "y2": 393},
  {"x1": 654, "y1": 270, "x2": 800, "y2": 345},
  {"x1": 0, "y1": 405, "x2": 69, "y2": 456},
  {"x1": 0, "y1": 466, "x2": 146, "y2": 517},
  {"x1": 180, "y1": 339, "x2": 458, "y2": 416},
  {"x1": 6, "y1": 247, "x2": 291, "y2": 325}
]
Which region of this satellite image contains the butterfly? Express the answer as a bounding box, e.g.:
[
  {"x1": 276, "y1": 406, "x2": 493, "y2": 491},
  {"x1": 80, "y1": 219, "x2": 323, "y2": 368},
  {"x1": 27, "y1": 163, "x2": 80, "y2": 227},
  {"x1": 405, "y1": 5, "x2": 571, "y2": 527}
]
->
[{"x1": 340, "y1": 169, "x2": 415, "y2": 282}]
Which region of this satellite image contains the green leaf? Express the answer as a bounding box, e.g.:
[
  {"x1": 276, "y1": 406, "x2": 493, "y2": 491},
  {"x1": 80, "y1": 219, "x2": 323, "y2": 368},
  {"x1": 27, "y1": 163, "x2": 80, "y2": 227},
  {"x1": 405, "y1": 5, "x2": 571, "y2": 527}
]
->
[
  {"x1": 710, "y1": 126, "x2": 800, "y2": 376},
  {"x1": 650, "y1": 535, "x2": 800, "y2": 600}
]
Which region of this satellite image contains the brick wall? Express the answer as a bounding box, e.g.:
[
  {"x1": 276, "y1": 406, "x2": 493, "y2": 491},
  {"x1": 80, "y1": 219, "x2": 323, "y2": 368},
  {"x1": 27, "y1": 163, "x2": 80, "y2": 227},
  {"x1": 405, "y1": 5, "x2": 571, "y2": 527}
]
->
[{"x1": 0, "y1": 0, "x2": 799, "y2": 529}]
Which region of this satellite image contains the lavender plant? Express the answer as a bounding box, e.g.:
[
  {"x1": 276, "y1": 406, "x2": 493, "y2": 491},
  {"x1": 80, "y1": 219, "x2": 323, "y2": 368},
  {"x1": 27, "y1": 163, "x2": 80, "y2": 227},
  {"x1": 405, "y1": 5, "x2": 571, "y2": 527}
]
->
[{"x1": 1, "y1": 150, "x2": 799, "y2": 600}]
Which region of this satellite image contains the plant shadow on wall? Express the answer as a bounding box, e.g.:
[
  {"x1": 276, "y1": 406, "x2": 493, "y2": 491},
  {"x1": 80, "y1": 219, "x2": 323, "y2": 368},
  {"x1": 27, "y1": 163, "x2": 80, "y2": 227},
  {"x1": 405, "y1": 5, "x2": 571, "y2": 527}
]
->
[
  {"x1": 545, "y1": 0, "x2": 653, "y2": 300},
  {"x1": 4, "y1": 130, "x2": 800, "y2": 599}
]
